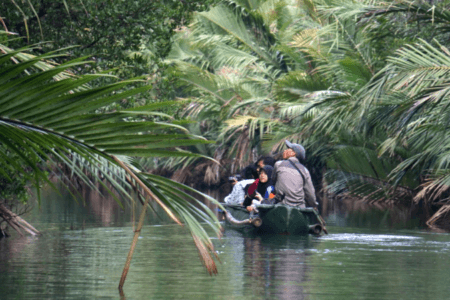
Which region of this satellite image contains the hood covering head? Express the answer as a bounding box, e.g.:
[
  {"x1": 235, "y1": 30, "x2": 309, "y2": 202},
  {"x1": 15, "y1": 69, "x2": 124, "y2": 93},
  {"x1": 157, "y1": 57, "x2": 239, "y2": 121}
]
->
[
  {"x1": 285, "y1": 140, "x2": 306, "y2": 161},
  {"x1": 256, "y1": 165, "x2": 274, "y2": 198},
  {"x1": 260, "y1": 165, "x2": 274, "y2": 180}
]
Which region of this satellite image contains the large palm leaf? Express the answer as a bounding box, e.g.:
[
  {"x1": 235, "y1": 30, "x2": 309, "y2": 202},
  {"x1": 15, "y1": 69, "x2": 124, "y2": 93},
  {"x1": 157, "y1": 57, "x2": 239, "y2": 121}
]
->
[{"x1": 0, "y1": 41, "x2": 222, "y2": 274}]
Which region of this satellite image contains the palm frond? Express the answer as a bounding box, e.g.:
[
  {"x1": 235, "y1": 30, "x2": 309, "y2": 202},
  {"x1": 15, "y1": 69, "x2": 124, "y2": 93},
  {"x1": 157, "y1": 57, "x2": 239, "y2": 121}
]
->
[
  {"x1": 196, "y1": 5, "x2": 280, "y2": 67},
  {"x1": 0, "y1": 40, "x2": 222, "y2": 273}
]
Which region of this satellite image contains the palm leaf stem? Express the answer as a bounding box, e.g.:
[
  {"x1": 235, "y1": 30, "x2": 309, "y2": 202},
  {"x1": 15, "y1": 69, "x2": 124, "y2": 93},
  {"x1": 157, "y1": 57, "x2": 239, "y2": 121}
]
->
[{"x1": 112, "y1": 155, "x2": 182, "y2": 225}]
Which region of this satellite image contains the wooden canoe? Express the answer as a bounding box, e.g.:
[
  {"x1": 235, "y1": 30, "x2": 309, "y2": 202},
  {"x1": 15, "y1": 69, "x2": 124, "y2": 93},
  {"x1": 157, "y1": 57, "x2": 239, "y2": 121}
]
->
[{"x1": 221, "y1": 203, "x2": 325, "y2": 235}]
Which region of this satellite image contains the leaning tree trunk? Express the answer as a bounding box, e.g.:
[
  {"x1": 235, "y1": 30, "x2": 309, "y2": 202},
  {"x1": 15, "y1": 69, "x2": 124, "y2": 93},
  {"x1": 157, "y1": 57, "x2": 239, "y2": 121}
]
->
[{"x1": 0, "y1": 202, "x2": 40, "y2": 237}]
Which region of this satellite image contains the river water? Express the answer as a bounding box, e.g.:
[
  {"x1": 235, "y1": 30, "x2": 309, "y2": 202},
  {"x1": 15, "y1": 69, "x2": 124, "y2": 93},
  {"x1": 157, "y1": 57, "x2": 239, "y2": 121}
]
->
[{"x1": 1, "y1": 187, "x2": 450, "y2": 299}]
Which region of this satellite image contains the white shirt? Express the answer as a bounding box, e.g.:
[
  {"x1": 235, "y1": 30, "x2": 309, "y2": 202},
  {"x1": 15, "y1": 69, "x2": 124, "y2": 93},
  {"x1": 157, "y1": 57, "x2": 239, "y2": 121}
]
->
[{"x1": 224, "y1": 179, "x2": 255, "y2": 204}]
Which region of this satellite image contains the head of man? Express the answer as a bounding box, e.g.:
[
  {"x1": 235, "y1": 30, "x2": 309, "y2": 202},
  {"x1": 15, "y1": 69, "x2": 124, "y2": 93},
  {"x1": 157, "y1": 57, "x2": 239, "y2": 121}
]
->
[
  {"x1": 256, "y1": 159, "x2": 265, "y2": 172},
  {"x1": 256, "y1": 156, "x2": 276, "y2": 172},
  {"x1": 284, "y1": 140, "x2": 306, "y2": 161}
]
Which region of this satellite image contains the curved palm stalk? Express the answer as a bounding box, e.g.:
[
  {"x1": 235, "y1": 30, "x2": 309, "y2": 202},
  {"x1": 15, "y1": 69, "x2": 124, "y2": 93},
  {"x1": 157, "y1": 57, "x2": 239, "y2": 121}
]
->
[
  {"x1": 350, "y1": 0, "x2": 450, "y2": 31},
  {"x1": 0, "y1": 42, "x2": 223, "y2": 275}
]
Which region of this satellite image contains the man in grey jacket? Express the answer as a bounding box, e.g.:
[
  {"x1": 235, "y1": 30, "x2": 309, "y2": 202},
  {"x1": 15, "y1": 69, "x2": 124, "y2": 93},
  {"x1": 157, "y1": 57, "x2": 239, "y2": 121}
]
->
[{"x1": 272, "y1": 140, "x2": 318, "y2": 208}]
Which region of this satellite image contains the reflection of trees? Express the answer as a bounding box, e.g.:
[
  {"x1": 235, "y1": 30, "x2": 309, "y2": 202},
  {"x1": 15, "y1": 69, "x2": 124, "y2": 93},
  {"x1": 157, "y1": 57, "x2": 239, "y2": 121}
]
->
[
  {"x1": 86, "y1": 186, "x2": 116, "y2": 227},
  {"x1": 242, "y1": 235, "x2": 310, "y2": 300},
  {"x1": 243, "y1": 237, "x2": 265, "y2": 279},
  {"x1": 307, "y1": 232, "x2": 450, "y2": 299},
  {"x1": 0, "y1": 235, "x2": 29, "y2": 262},
  {"x1": 0, "y1": 233, "x2": 73, "y2": 298},
  {"x1": 330, "y1": 197, "x2": 422, "y2": 229},
  {"x1": 0, "y1": 237, "x2": 29, "y2": 298}
]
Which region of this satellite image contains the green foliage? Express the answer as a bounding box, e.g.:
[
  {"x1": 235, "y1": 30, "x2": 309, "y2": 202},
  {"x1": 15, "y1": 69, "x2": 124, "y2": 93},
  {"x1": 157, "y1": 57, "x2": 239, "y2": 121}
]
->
[
  {"x1": 0, "y1": 38, "x2": 222, "y2": 271},
  {"x1": 165, "y1": 0, "x2": 450, "y2": 213},
  {"x1": 0, "y1": 144, "x2": 32, "y2": 204},
  {"x1": 1, "y1": 0, "x2": 217, "y2": 109},
  {"x1": 2, "y1": 0, "x2": 215, "y2": 57},
  {"x1": 10, "y1": 0, "x2": 448, "y2": 221}
]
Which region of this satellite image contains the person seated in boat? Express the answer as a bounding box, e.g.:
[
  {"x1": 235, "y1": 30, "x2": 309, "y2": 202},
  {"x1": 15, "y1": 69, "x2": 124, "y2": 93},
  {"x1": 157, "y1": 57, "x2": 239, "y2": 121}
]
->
[
  {"x1": 245, "y1": 155, "x2": 277, "y2": 200},
  {"x1": 272, "y1": 140, "x2": 318, "y2": 209},
  {"x1": 243, "y1": 165, "x2": 276, "y2": 212},
  {"x1": 255, "y1": 155, "x2": 276, "y2": 172},
  {"x1": 224, "y1": 165, "x2": 258, "y2": 205}
]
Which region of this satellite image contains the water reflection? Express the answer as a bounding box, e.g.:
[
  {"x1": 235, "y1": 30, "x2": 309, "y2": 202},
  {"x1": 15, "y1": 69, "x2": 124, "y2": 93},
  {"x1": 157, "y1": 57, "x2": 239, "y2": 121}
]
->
[
  {"x1": 307, "y1": 228, "x2": 450, "y2": 300},
  {"x1": 0, "y1": 235, "x2": 34, "y2": 263},
  {"x1": 2, "y1": 186, "x2": 450, "y2": 299},
  {"x1": 326, "y1": 198, "x2": 423, "y2": 230},
  {"x1": 227, "y1": 232, "x2": 314, "y2": 300},
  {"x1": 84, "y1": 187, "x2": 116, "y2": 226}
]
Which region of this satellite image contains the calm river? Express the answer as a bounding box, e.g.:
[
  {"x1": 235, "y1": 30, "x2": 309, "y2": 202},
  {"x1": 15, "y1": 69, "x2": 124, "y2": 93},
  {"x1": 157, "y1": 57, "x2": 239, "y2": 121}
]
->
[{"x1": 1, "y1": 187, "x2": 450, "y2": 299}]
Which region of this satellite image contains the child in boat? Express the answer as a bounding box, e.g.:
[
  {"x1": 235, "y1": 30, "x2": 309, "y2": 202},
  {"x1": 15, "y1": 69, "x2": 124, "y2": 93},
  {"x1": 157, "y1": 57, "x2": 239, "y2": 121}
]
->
[
  {"x1": 224, "y1": 165, "x2": 258, "y2": 205},
  {"x1": 244, "y1": 155, "x2": 276, "y2": 203},
  {"x1": 243, "y1": 165, "x2": 275, "y2": 212}
]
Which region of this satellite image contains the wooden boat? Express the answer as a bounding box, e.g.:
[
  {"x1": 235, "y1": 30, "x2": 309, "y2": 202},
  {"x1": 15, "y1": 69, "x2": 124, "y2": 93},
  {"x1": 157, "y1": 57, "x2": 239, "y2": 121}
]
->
[{"x1": 221, "y1": 203, "x2": 326, "y2": 235}]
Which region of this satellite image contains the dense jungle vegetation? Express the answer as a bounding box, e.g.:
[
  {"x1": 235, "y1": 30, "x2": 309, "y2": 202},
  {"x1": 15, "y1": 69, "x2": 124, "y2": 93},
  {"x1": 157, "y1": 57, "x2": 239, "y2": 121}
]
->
[
  {"x1": 0, "y1": 0, "x2": 221, "y2": 274},
  {"x1": 164, "y1": 0, "x2": 450, "y2": 228},
  {"x1": 3, "y1": 0, "x2": 450, "y2": 271}
]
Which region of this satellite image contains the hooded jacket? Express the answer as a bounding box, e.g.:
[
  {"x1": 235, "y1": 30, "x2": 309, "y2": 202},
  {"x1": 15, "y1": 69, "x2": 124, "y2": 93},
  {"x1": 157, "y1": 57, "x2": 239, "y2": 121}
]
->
[{"x1": 243, "y1": 165, "x2": 275, "y2": 207}]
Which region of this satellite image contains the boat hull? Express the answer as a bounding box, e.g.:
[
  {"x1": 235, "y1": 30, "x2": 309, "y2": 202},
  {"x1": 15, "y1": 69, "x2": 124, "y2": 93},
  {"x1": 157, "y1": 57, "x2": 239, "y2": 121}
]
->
[{"x1": 222, "y1": 203, "x2": 324, "y2": 235}]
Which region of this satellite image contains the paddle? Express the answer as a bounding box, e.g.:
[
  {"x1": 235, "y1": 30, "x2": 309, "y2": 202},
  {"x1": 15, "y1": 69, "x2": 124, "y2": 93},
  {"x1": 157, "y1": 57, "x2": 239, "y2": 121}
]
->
[
  {"x1": 286, "y1": 159, "x2": 329, "y2": 234},
  {"x1": 318, "y1": 213, "x2": 329, "y2": 235},
  {"x1": 312, "y1": 206, "x2": 328, "y2": 234}
]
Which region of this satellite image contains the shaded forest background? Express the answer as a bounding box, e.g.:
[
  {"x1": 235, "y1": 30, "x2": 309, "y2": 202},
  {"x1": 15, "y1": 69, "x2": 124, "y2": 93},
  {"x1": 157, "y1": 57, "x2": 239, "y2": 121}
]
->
[{"x1": 3, "y1": 0, "x2": 450, "y2": 234}]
